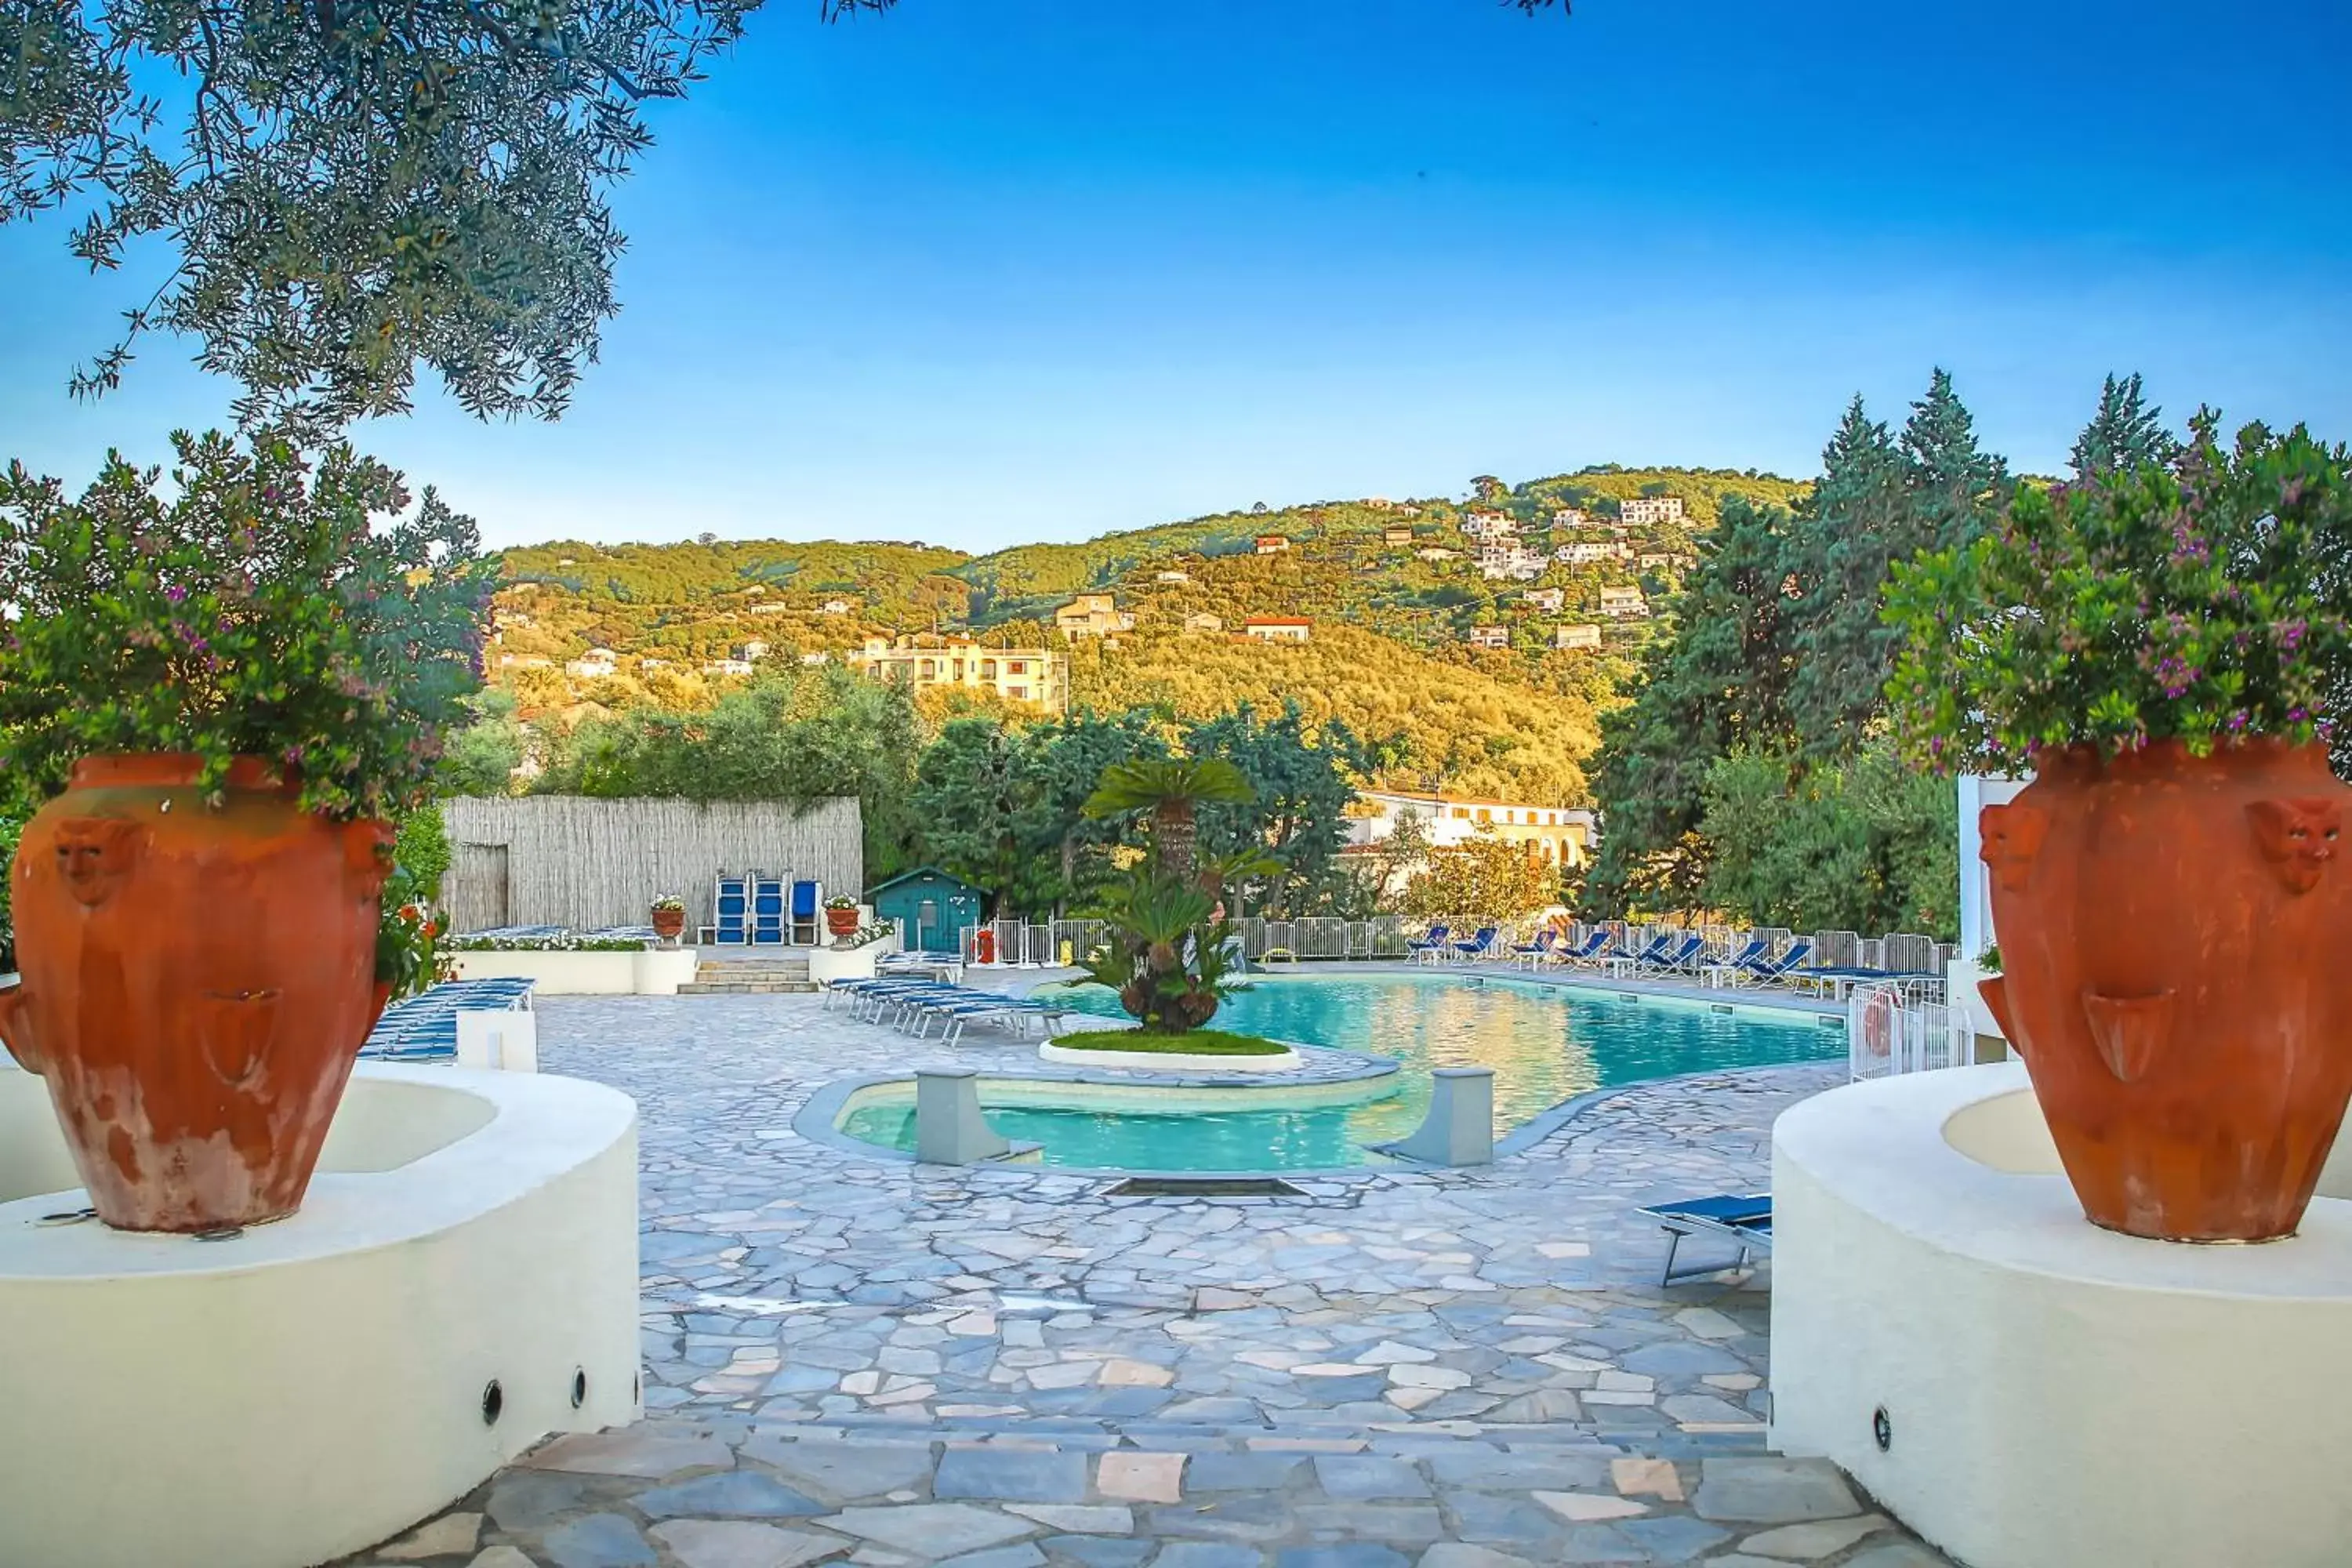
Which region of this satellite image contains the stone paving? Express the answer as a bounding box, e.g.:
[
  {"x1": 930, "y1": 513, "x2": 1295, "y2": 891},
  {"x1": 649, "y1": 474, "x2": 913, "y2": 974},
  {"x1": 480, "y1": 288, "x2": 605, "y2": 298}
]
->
[{"x1": 338, "y1": 990, "x2": 1950, "y2": 1568}]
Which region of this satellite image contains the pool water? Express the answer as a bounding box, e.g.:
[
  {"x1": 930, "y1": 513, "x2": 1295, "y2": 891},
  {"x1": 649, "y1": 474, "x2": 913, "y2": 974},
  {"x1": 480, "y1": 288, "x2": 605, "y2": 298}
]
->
[
  {"x1": 838, "y1": 1097, "x2": 1384, "y2": 1172},
  {"x1": 840, "y1": 972, "x2": 1842, "y2": 1171}
]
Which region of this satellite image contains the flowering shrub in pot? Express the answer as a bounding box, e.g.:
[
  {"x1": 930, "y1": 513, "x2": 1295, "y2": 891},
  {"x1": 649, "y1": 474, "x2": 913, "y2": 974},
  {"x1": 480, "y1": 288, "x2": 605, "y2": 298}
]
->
[
  {"x1": 0, "y1": 430, "x2": 492, "y2": 1232},
  {"x1": 1886, "y1": 413, "x2": 2352, "y2": 1240},
  {"x1": 823, "y1": 893, "x2": 860, "y2": 940},
  {"x1": 650, "y1": 894, "x2": 687, "y2": 944}
]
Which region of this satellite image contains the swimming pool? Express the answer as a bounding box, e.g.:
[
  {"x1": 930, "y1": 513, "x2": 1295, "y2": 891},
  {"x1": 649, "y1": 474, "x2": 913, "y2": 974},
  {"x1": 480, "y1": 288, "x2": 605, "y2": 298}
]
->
[{"x1": 837, "y1": 971, "x2": 1842, "y2": 1171}]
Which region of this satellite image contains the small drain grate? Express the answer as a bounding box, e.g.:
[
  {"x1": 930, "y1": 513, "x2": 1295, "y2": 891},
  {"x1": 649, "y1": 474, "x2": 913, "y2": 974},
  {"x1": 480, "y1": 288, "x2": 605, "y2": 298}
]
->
[{"x1": 1108, "y1": 1177, "x2": 1307, "y2": 1199}]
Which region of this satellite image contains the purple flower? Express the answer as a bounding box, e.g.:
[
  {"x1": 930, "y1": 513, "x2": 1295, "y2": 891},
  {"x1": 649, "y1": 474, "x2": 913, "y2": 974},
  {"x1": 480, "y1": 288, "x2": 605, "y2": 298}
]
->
[{"x1": 165, "y1": 585, "x2": 187, "y2": 604}]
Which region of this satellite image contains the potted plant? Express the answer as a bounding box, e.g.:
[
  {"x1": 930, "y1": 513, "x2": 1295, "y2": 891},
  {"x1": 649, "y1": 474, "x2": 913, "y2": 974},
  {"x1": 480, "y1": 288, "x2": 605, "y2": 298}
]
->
[
  {"x1": 1886, "y1": 412, "x2": 2352, "y2": 1241},
  {"x1": 0, "y1": 431, "x2": 492, "y2": 1232},
  {"x1": 824, "y1": 895, "x2": 861, "y2": 941},
  {"x1": 650, "y1": 895, "x2": 687, "y2": 945}
]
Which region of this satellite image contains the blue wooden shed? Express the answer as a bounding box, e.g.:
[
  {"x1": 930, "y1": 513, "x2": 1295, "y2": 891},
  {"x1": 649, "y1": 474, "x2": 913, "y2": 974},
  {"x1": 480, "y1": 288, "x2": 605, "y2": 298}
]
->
[{"x1": 867, "y1": 866, "x2": 987, "y2": 954}]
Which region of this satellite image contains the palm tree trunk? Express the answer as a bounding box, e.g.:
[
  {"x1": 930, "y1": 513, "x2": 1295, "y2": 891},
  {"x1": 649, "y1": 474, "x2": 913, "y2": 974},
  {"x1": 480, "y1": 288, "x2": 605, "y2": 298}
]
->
[{"x1": 1156, "y1": 801, "x2": 1196, "y2": 883}]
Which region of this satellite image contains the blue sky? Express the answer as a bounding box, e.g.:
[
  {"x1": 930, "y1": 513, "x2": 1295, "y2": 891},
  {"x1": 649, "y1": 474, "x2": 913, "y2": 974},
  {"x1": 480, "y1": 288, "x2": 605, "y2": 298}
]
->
[{"x1": 3, "y1": 0, "x2": 2347, "y2": 551}]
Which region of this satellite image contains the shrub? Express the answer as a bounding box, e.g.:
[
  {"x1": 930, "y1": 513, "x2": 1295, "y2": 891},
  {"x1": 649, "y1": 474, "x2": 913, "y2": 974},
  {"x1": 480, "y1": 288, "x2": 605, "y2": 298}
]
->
[
  {"x1": 1886, "y1": 415, "x2": 2352, "y2": 769},
  {"x1": 0, "y1": 430, "x2": 495, "y2": 818}
]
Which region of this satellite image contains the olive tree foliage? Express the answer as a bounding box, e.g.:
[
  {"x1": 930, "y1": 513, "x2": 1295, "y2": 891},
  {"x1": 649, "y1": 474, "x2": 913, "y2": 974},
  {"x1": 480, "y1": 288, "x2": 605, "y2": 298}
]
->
[{"x1": 0, "y1": 0, "x2": 885, "y2": 428}]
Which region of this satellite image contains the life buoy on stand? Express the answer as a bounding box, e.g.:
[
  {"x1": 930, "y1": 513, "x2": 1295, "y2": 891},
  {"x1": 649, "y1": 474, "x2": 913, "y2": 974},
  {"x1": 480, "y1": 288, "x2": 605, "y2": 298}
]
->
[
  {"x1": 975, "y1": 927, "x2": 997, "y2": 966},
  {"x1": 1862, "y1": 989, "x2": 1896, "y2": 1059}
]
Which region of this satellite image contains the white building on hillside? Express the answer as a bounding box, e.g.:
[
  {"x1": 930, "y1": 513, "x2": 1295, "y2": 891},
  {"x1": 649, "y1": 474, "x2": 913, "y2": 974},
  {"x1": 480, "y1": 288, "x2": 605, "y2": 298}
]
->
[
  {"x1": 1345, "y1": 789, "x2": 1598, "y2": 872},
  {"x1": 565, "y1": 648, "x2": 617, "y2": 679},
  {"x1": 1242, "y1": 616, "x2": 1312, "y2": 643},
  {"x1": 1557, "y1": 541, "x2": 1630, "y2": 565},
  {"x1": 1620, "y1": 495, "x2": 1687, "y2": 528},
  {"x1": 1554, "y1": 622, "x2": 1603, "y2": 650},
  {"x1": 1598, "y1": 586, "x2": 1649, "y2": 618}
]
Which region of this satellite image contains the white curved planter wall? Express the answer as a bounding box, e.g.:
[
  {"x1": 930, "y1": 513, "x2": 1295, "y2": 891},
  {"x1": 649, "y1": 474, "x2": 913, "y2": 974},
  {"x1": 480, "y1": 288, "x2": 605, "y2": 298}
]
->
[
  {"x1": 1771, "y1": 1063, "x2": 2352, "y2": 1568},
  {"x1": 1036, "y1": 1041, "x2": 1302, "y2": 1074},
  {"x1": 0, "y1": 1065, "x2": 641, "y2": 1568},
  {"x1": 448, "y1": 946, "x2": 699, "y2": 995}
]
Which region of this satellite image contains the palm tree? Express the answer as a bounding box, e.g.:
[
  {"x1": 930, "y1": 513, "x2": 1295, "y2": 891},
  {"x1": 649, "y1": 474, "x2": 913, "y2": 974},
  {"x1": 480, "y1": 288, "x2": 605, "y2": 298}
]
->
[{"x1": 1082, "y1": 757, "x2": 1254, "y2": 884}]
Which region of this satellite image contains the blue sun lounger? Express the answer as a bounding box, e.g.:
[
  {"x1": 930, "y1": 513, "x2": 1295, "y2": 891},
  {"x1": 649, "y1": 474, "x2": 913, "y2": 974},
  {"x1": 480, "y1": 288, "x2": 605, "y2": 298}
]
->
[{"x1": 1638, "y1": 1192, "x2": 1773, "y2": 1284}]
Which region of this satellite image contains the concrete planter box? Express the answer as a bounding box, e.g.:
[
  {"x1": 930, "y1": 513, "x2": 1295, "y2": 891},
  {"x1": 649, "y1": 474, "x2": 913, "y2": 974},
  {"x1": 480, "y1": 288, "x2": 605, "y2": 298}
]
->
[
  {"x1": 1036, "y1": 1040, "x2": 1302, "y2": 1074},
  {"x1": 448, "y1": 947, "x2": 699, "y2": 996}
]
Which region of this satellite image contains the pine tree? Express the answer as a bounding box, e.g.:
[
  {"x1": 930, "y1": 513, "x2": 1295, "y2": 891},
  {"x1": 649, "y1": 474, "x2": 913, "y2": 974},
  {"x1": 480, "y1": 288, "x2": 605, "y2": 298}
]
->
[{"x1": 2069, "y1": 372, "x2": 2176, "y2": 480}]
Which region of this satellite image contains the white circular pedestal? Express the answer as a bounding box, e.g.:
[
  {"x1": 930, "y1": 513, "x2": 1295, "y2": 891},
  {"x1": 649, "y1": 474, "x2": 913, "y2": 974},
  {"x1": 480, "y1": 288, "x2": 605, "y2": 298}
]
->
[
  {"x1": 0, "y1": 1063, "x2": 641, "y2": 1568},
  {"x1": 1770, "y1": 1062, "x2": 2352, "y2": 1568}
]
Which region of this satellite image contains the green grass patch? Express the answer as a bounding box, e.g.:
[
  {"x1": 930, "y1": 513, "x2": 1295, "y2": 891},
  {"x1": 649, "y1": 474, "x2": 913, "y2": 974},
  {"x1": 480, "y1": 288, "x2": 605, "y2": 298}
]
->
[{"x1": 1049, "y1": 1029, "x2": 1290, "y2": 1056}]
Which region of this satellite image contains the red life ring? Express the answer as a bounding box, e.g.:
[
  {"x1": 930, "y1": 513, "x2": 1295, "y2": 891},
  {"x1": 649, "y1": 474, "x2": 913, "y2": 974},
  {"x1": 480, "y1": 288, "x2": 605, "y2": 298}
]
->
[
  {"x1": 975, "y1": 928, "x2": 996, "y2": 965},
  {"x1": 1862, "y1": 991, "x2": 1896, "y2": 1058}
]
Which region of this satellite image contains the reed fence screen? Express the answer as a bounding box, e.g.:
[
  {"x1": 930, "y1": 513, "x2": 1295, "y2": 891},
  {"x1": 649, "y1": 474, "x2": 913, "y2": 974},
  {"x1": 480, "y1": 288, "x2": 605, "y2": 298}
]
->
[{"x1": 441, "y1": 796, "x2": 863, "y2": 936}]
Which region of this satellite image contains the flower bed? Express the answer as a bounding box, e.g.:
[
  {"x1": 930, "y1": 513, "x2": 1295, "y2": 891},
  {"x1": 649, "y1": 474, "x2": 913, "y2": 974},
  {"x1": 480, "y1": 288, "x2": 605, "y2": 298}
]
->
[{"x1": 1037, "y1": 1028, "x2": 1301, "y2": 1075}]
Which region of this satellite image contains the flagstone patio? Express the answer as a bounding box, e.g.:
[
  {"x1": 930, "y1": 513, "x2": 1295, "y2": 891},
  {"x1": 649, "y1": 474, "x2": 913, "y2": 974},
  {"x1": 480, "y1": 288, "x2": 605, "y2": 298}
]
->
[{"x1": 339, "y1": 992, "x2": 1948, "y2": 1567}]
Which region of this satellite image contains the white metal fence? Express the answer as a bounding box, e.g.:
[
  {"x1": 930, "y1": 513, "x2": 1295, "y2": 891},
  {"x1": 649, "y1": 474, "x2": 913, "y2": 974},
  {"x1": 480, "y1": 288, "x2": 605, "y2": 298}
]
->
[{"x1": 1847, "y1": 982, "x2": 1973, "y2": 1080}]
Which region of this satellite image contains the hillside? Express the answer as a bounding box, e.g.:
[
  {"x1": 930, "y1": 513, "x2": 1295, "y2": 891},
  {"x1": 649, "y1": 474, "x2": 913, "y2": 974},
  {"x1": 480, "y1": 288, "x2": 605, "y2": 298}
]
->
[
  {"x1": 1066, "y1": 622, "x2": 1606, "y2": 803},
  {"x1": 478, "y1": 464, "x2": 1810, "y2": 805}
]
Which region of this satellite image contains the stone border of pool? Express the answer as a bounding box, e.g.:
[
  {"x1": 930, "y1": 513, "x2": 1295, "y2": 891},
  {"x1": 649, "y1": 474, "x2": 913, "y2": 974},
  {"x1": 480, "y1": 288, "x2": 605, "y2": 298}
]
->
[{"x1": 790, "y1": 1042, "x2": 1417, "y2": 1182}]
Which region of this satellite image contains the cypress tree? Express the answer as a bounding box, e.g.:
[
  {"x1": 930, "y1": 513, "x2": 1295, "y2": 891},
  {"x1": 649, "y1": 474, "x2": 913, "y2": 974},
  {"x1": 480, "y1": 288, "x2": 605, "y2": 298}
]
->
[
  {"x1": 1784, "y1": 394, "x2": 1907, "y2": 753},
  {"x1": 1899, "y1": 367, "x2": 2010, "y2": 557},
  {"x1": 1584, "y1": 495, "x2": 1798, "y2": 914},
  {"x1": 2069, "y1": 372, "x2": 2176, "y2": 480}
]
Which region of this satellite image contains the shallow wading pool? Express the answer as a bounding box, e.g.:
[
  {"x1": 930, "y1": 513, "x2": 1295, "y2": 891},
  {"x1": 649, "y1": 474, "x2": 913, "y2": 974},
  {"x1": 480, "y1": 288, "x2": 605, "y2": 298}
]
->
[{"x1": 837, "y1": 971, "x2": 1842, "y2": 1171}]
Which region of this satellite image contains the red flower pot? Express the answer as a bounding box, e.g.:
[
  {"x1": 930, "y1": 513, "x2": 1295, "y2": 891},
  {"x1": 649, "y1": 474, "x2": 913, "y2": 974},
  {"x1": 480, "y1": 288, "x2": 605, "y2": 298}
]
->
[
  {"x1": 0, "y1": 755, "x2": 393, "y2": 1232},
  {"x1": 651, "y1": 906, "x2": 686, "y2": 943},
  {"x1": 826, "y1": 906, "x2": 860, "y2": 939},
  {"x1": 1977, "y1": 739, "x2": 2352, "y2": 1241}
]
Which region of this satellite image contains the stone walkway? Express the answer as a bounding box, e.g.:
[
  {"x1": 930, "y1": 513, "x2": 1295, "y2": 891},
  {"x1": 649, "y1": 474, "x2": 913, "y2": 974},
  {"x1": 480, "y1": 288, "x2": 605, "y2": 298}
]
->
[{"x1": 339, "y1": 993, "x2": 1949, "y2": 1568}]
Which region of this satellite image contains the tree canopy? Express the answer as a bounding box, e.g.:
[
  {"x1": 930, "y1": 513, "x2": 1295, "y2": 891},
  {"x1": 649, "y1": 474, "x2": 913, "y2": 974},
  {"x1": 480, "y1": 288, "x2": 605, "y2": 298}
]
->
[{"x1": 1580, "y1": 368, "x2": 2171, "y2": 939}]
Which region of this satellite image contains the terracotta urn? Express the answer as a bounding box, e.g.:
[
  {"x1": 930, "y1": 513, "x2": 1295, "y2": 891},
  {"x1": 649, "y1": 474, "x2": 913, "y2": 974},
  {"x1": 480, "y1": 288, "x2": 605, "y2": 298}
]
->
[
  {"x1": 826, "y1": 906, "x2": 861, "y2": 940},
  {"x1": 0, "y1": 756, "x2": 394, "y2": 1232},
  {"x1": 1976, "y1": 739, "x2": 2352, "y2": 1241},
  {"x1": 651, "y1": 905, "x2": 686, "y2": 943}
]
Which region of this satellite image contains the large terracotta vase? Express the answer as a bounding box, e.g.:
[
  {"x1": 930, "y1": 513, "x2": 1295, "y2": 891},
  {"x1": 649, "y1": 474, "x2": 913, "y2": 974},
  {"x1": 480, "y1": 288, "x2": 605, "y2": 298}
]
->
[
  {"x1": 0, "y1": 755, "x2": 394, "y2": 1232},
  {"x1": 1977, "y1": 739, "x2": 2352, "y2": 1241}
]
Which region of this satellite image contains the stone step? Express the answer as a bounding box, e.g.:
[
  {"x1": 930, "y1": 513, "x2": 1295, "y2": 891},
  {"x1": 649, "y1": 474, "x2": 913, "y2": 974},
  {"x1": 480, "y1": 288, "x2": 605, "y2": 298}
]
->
[{"x1": 675, "y1": 981, "x2": 820, "y2": 995}]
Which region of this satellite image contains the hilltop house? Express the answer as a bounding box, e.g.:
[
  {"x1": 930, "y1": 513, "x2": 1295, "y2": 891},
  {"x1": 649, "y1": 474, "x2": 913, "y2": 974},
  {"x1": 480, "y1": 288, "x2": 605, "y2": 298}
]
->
[
  {"x1": 749, "y1": 600, "x2": 793, "y2": 615},
  {"x1": 1637, "y1": 551, "x2": 1679, "y2": 572},
  {"x1": 1555, "y1": 622, "x2": 1603, "y2": 650},
  {"x1": 1461, "y1": 510, "x2": 1517, "y2": 540},
  {"x1": 1254, "y1": 535, "x2": 1291, "y2": 555},
  {"x1": 1467, "y1": 625, "x2": 1511, "y2": 650},
  {"x1": 821, "y1": 599, "x2": 852, "y2": 615},
  {"x1": 1598, "y1": 586, "x2": 1649, "y2": 619},
  {"x1": 739, "y1": 640, "x2": 769, "y2": 661},
  {"x1": 640, "y1": 657, "x2": 670, "y2": 670},
  {"x1": 702, "y1": 657, "x2": 755, "y2": 677},
  {"x1": 849, "y1": 636, "x2": 1067, "y2": 713},
  {"x1": 1551, "y1": 509, "x2": 1593, "y2": 529},
  {"x1": 1345, "y1": 788, "x2": 1598, "y2": 874},
  {"x1": 1242, "y1": 616, "x2": 1312, "y2": 643},
  {"x1": 1522, "y1": 587, "x2": 1566, "y2": 614},
  {"x1": 1154, "y1": 570, "x2": 1191, "y2": 584},
  {"x1": 1477, "y1": 544, "x2": 1548, "y2": 582},
  {"x1": 1054, "y1": 593, "x2": 1135, "y2": 638},
  {"x1": 1383, "y1": 526, "x2": 1415, "y2": 546},
  {"x1": 565, "y1": 648, "x2": 617, "y2": 679},
  {"x1": 497, "y1": 654, "x2": 553, "y2": 670},
  {"x1": 1415, "y1": 546, "x2": 1461, "y2": 563},
  {"x1": 1398, "y1": 505, "x2": 1423, "y2": 517},
  {"x1": 1620, "y1": 495, "x2": 1687, "y2": 528},
  {"x1": 1182, "y1": 612, "x2": 1225, "y2": 633},
  {"x1": 1557, "y1": 541, "x2": 1630, "y2": 566},
  {"x1": 799, "y1": 651, "x2": 832, "y2": 666}
]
